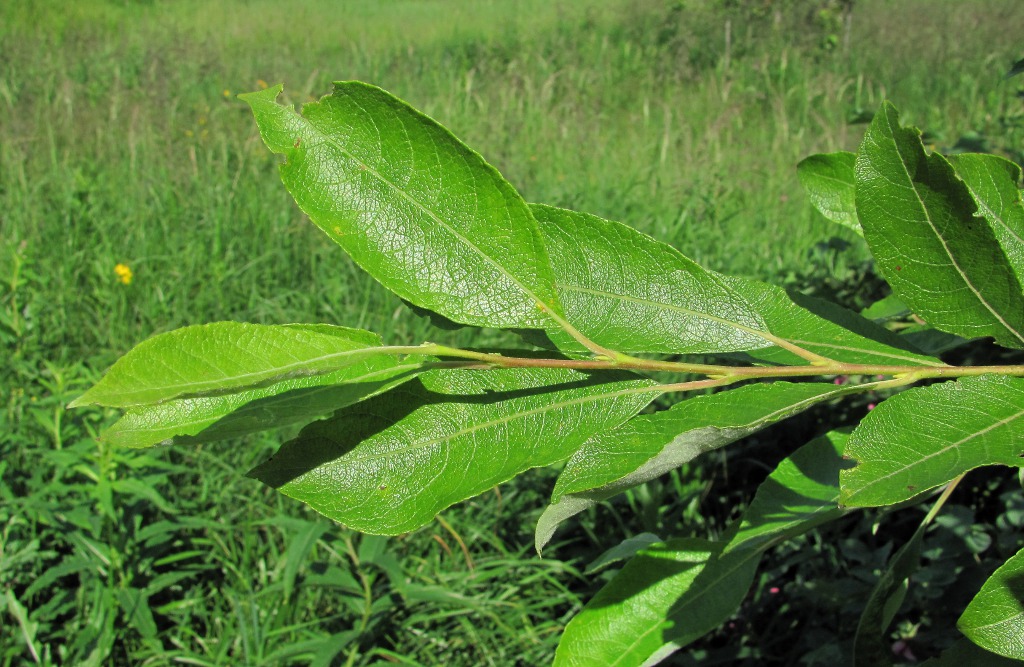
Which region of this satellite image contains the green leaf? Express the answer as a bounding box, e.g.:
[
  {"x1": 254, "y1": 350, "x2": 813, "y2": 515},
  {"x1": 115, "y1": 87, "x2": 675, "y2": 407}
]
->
[
  {"x1": 855, "y1": 102, "x2": 1024, "y2": 348},
  {"x1": 532, "y1": 204, "x2": 770, "y2": 354},
  {"x1": 70, "y1": 323, "x2": 413, "y2": 408},
  {"x1": 797, "y1": 151, "x2": 861, "y2": 233},
  {"x1": 920, "y1": 639, "x2": 1024, "y2": 666},
  {"x1": 240, "y1": 83, "x2": 561, "y2": 330},
  {"x1": 958, "y1": 547, "x2": 1024, "y2": 659},
  {"x1": 853, "y1": 516, "x2": 928, "y2": 667},
  {"x1": 722, "y1": 276, "x2": 943, "y2": 367},
  {"x1": 1007, "y1": 57, "x2": 1024, "y2": 79},
  {"x1": 536, "y1": 382, "x2": 847, "y2": 553},
  {"x1": 841, "y1": 375, "x2": 1024, "y2": 507},
  {"x1": 249, "y1": 367, "x2": 656, "y2": 535},
  {"x1": 552, "y1": 538, "x2": 726, "y2": 667},
  {"x1": 948, "y1": 153, "x2": 1024, "y2": 282},
  {"x1": 101, "y1": 360, "x2": 421, "y2": 448},
  {"x1": 555, "y1": 433, "x2": 849, "y2": 666},
  {"x1": 724, "y1": 430, "x2": 848, "y2": 555}
]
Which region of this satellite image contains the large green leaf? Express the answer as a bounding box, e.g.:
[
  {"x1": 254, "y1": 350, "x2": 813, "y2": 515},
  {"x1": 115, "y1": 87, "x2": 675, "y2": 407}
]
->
[
  {"x1": 70, "y1": 323, "x2": 412, "y2": 408},
  {"x1": 797, "y1": 151, "x2": 861, "y2": 233},
  {"x1": 101, "y1": 360, "x2": 422, "y2": 448},
  {"x1": 725, "y1": 430, "x2": 848, "y2": 555},
  {"x1": 241, "y1": 83, "x2": 561, "y2": 331},
  {"x1": 531, "y1": 204, "x2": 770, "y2": 354},
  {"x1": 855, "y1": 103, "x2": 1024, "y2": 348},
  {"x1": 552, "y1": 538, "x2": 727, "y2": 667},
  {"x1": 249, "y1": 367, "x2": 656, "y2": 535},
  {"x1": 723, "y1": 276, "x2": 943, "y2": 366},
  {"x1": 841, "y1": 375, "x2": 1024, "y2": 507},
  {"x1": 554, "y1": 432, "x2": 848, "y2": 666},
  {"x1": 948, "y1": 153, "x2": 1024, "y2": 282},
  {"x1": 536, "y1": 382, "x2": 847, "y2": 552},
  {"x1": 529, "y1": 203, "x2": 938, "y2": 365},
  {"x1": 958, "y1": 547, "x2": 1024, "y2": 659}
]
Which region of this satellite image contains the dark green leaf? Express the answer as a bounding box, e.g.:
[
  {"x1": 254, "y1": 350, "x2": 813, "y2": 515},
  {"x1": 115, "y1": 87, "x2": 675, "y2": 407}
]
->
[
  {"x1": 949, "y1": 153, "x2": 1024, "y2": 282},
  {"x1": 70, "y1": 323, "x2": 415, "y2": 408},
  {"x1": 920, "y1": 639, "x2": 1024, "y2": 666},
  {"x1": 553, "y1": 538, "x2": 725, "y2": 667},
  {"x1": 249, "y1": 368, "x2": 656, "y2": 535},
  {"x1": 102, "y1": 360, "x2": 422, "y2": 448},
  {"x1": 1006, "y1": 58, "x2": 1024, "y2": 79},
  {"x1": 841, "y1": 375, "x2": 1024, "y2": 507},
  {"x1": 725, "y1": 430, "x2": 848, "y2": 555},
  {"x1": 854, "y1": 517, "x2": 928, "y2": 667},
  {"x1": 855, "y1": 103, "x2": 1024, "y2": 348},
  {"x1": 958, "y1": 547, "x2": 1024, "y2": 659},
  {"x1": 797, "y1": 151, "x2": 861, "y2": 233},
  {"x1": 536, "y1": 382, "x2": 848, "y2": 552},
  {"x1": 241, "y1": 83, "x2": 562, "y2": 330},
  {"x1": 723, "y1": 276, "x2": 942, "y2": 367}
]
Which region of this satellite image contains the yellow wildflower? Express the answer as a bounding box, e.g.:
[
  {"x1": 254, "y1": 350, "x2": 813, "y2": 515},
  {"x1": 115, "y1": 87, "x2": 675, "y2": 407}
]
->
[
  {"x1": 223, "y1": 89, "x2": 231, "y2": 98},
  {"x1": 114, "y1": 263, "x2": 133, "y2": 285},
  {"x1": 256, "y1": 79, "x2": 269, "y2": 90}
]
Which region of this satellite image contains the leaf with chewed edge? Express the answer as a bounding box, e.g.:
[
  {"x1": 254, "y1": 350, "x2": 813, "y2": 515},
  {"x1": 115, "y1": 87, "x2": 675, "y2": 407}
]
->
[{"x1": 841, "y1": 375, "x2": 1024, "y2": 507}]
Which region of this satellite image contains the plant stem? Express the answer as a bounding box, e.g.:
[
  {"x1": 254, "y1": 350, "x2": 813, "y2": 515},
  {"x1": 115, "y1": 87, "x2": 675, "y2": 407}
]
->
[{"x1": 410, "y1": 343, "x2": 1024, "y2": 383}]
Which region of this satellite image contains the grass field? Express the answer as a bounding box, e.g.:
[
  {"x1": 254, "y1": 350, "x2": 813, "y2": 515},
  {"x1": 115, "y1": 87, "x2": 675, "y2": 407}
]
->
[{"x1": 2, "y1": 1, "x2": 1023, "y2": 664}]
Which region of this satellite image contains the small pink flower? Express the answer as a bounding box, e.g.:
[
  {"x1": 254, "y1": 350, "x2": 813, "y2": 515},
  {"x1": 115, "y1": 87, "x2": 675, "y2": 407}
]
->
[
  {"x1": 867, "y1": 403, "x2": 876, "y2": 411},
  {"x1": 769, "y1": 587, "x2": 780, "y2": 594}
]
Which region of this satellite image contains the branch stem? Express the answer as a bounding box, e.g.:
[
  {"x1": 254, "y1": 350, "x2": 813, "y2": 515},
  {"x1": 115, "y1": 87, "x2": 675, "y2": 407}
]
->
[{"x1": 404, "y1": 343, "x2": 1024, "y2": 383}]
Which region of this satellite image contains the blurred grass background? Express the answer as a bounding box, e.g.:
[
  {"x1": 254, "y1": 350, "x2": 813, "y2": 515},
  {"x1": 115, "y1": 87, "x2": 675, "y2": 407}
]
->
[{"x1": 2, "y1": 0, "x2": 1023, "y2": 664}]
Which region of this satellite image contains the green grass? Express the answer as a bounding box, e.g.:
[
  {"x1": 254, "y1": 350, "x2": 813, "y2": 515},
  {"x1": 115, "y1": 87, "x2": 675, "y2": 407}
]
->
[{"x1": 2, "y1": 0, "x2": 1023, "y2": 664}]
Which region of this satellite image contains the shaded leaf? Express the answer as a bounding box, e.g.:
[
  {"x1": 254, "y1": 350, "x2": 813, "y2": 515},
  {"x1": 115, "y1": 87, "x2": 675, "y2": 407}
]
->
[
  {"x1": 854, "y1": 516, "x2": 929, "y2": 667},
  {"x1": 920, "y1": 639, "x2": 1024, "y2": 666},
  {"x1": 725, "y1": 430, "x2": 848, "y2": 555},
  {"x1": 241, "y1": 83, "x2": 562, "y2": 330},
  {"x1": 797, "y1": 151, "x2": 861, "y2": 233},
  {"x1": 71, "y1": 323, "x2": 415, "y2": 408},
  {"x1": 723, "y1": 276, "x2": 942, "y2": 367},
  {"x1": 1006, "y1": 57, "x2": 1024, "y2": 79},
  {"x1": 532, "y1": 204, "x2": 770, "y2": 354},
  {"x1": 102, "y1": 360, "x2": 422, "y2": 448},
  {"x1": 553, "y1": 538, "x2": 724, "y2": 667},
  {"x1": 855, "y1": 102, "x2": 1024, "y2": 348},
  {"x1": 958, "y1": 547, "x2": 1024, "y2": 659},
  {"x1": 249, "y1": 368, "x2": 656, "y2": 535},
  {"x1": 949, "y1": 153, "x2": 1024, "y2": 282},
  {"x1": 536, "y1": 382, "x2": 848, "y2": 553},
  {"x1": 555, "y1": 433, "x2": 849, "y2": 666},
  {"x1": 585, "y1": 533, "x2": 664, "y2": 574},
  {"x1": 841, "y1": 375, "x2": 1024, "y2": 507}
]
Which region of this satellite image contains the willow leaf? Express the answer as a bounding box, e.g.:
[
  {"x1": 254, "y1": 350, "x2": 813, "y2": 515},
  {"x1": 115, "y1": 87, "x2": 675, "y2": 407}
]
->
[
  {"x1": 841, "y1": 375, "x2": 1024, "y2": 507},
  {"x1": 723, "y1": 276, "x2": 943, "y2": 367},
  {"x1": 948, "y1": 153, "x2": 1024, "y2": 283},
  {"x1": 532, "y1": 204, "x2": 769, "y2": 354},
  {"x1": 797, "y1": 151, "x2": 861, "y2": 233},
  {"x1": 536, "y1": 382, "x2": 846, "y2": 553},
  {"x1": 241, "y1": 83, "x2": 561, "y2": 330},
  {"x1": 70, "y1": 323, "x2": 410, "y2": 408},
  {"x1": 102, "y1": 360, "x2": 422, "y2": 448},
  {"x1": 249, "y1": 368, "x2": 655, "y2": 535},
  {"x1": 958, "y1": 547, "x2": 1024, "y2": 660},
  {"x1": 855, "y1": 102, "x2": 1024, "y2": 348}
]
